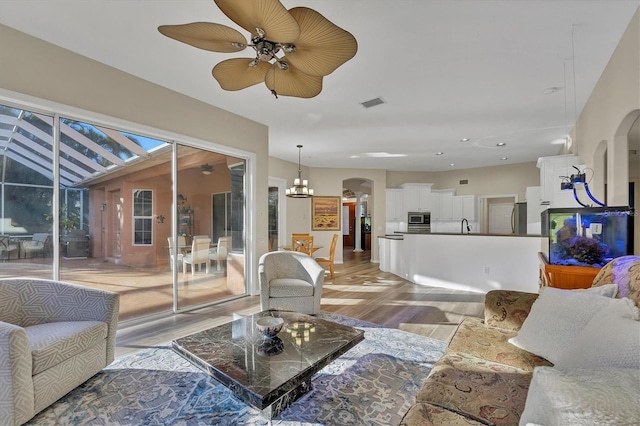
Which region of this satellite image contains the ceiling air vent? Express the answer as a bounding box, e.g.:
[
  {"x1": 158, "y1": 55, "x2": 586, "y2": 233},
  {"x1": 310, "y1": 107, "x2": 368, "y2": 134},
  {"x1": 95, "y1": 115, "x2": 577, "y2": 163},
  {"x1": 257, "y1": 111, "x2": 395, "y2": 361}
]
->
[{"x1": 360, "y1": 97, "x2": 386, "y2": 109}]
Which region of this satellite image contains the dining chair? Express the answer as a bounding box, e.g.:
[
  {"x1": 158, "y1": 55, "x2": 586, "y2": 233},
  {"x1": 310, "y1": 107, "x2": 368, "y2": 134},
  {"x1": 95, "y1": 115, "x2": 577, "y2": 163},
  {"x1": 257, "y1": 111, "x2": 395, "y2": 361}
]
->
[
  {"x1": 167, "y1": 237, "x2": 184, "y2": 271},
  {"x1": 183, "y1": 237, "x2": 211, "y2": 275},
  {"x1": 316, "y1": 233, "x2": 339, "y2": 279},
  {"x1": 291, "y1": 235, "x2": 314, "y2": 256},
  {"x1": 209, "y1": 236, "x2": 231, "y2": 272}
]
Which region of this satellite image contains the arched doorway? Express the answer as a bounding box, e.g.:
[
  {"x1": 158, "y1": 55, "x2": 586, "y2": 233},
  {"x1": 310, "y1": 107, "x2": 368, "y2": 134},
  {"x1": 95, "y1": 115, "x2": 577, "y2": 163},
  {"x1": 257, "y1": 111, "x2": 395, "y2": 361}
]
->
[{"x1": 342, "y1": 178, "x2": 373, "y2": 252}]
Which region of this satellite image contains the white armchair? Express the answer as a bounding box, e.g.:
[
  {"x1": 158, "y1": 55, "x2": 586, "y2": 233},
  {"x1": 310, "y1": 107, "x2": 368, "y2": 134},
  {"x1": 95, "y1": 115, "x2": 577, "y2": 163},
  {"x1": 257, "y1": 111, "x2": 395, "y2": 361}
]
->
[
  {"x1": 259, "y1": 251, "x2": 325, "y2": 315},
  {"x1": 0, "y1": 278, "x2": 119, "y2": 425}
]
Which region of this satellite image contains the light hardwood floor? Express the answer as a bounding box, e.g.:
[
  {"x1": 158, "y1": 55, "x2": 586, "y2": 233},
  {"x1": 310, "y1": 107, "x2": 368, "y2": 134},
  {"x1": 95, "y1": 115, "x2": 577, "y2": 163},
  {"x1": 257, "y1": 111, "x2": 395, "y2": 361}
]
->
[{"x1": 115, "y1": 249, "x2": 485, "y2": 358}]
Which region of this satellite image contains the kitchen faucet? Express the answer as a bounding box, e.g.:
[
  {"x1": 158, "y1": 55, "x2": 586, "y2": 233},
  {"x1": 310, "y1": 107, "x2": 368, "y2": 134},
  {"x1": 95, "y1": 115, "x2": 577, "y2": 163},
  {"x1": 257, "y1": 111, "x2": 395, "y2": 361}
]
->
[{"x1": 461, "y1": 218, "x2": 471, "y2": 234}]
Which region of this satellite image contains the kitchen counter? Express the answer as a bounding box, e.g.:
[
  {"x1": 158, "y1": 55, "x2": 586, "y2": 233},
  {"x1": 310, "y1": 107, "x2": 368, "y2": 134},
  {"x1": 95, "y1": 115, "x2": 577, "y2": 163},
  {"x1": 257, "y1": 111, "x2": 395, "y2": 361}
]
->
[
  {"x1": 397, "y1": 232, "x2": 543, "y2": 238},
  {"x1": 378, "y1": 234, "x2": 404, "y2": 240},
  {"x1": 380, "y1": 232, "x2": 545, "y2": 293}
]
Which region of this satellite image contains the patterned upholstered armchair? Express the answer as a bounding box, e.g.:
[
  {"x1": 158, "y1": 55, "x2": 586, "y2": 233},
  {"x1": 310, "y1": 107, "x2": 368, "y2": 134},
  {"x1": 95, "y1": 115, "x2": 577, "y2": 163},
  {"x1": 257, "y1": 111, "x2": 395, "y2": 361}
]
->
[
  {"x1": 0, "y1": 278, "x2": 120, "y2": 425},
  {"x1": 259, "y1": 251, "x2": 325, "y2": 315}
]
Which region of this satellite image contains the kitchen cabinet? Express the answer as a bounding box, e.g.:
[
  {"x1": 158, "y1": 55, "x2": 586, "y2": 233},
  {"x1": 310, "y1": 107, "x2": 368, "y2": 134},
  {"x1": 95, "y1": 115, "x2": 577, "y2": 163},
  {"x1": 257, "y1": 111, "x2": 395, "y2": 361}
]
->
[
  {"x1": 400, "y1": 183, "x2": 433, "y2": 213},
  {"x1": 429, "y1": 193, "x2": 440, "y2": 221},
  {"x1": 452, "y1": 195, "x2": 476, "y2": 221},
  {"x1": 536, "y1": 155, "x2": 582, "y2": 208},
  {"x1": 434, "y1": 189, "x2": 455, "y2": 220},
  {"x1": 385, "y1": 189, "x2": 404, "y2": 221}
]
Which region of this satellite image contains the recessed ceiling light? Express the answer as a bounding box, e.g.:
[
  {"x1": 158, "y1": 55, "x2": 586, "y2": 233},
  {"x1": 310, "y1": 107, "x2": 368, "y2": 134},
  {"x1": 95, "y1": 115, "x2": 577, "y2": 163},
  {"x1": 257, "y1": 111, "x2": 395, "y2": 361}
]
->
[
  {"x1": 435, "y1": 152, "x2": 444, "y2": 155},
  {"x1": 496, "y1": 142, "x2": 506, "y2": 147},
  {"x1": 460, "y1": 138, "x2": 470, "y2": 142},
  {"x1": 501, "y1": 157, "x2": 508, "y2": 160}
]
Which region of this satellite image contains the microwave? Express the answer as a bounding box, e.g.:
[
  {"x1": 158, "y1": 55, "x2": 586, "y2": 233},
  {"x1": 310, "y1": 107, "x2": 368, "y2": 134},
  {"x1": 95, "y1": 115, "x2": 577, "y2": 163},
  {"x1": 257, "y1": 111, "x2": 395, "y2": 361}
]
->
[{"x1": 408, "y1": 212, "x2": 430, "y2": 225}]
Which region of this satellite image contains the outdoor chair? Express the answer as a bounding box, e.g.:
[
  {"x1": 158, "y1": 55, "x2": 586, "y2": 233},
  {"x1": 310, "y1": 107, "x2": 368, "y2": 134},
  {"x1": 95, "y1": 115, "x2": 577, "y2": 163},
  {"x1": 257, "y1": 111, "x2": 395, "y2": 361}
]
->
[
  {"x1": 0, "y1": 236, "x2": 18, "y2": 260},
  {"x1": 21, "y1": 233, "x2": 50, "y2": 258}
]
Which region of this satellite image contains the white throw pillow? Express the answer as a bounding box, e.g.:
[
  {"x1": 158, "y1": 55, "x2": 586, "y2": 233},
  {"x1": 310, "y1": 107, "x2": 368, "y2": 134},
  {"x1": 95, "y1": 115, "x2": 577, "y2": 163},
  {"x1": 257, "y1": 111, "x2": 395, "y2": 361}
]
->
[
  {"x1": 520, "y1": 367, "x2": 640, "y2": 426},
  {"x1": 580, "y1": 283, "x2": 618, "y2": 297},
  {"x1": 554, "y1": 297, "x2": 640, "y2": 368},
  {"x1": 508, "y1": 286, "x2": 614, "y2": 363}
]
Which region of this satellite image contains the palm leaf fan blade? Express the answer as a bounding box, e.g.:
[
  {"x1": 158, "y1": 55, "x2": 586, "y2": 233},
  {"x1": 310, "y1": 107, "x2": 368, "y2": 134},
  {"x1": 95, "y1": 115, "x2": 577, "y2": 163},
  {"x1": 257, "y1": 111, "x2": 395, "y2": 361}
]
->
[
  {"x1": 265, "y1": 62, "x2": 322, "y2": 98},
  {"x1": 158, "y1": 22, "x2": 247, "y2": 53},
  {"x1": 285, "y1": 7, "x2": 358, "y2": 77},
  {"x1": 214, "y1": 0, "x2": 299, "y2": 42},
  {"x1": 213, "y1": 58, "x2": 271, "y2": 91}
]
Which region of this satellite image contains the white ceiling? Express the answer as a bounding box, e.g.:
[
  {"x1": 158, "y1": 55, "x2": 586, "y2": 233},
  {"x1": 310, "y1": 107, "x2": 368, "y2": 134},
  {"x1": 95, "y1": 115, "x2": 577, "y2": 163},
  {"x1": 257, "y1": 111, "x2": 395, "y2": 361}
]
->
[{"x1": 1, "y1": 0, "x2": 638, "y2": 172}]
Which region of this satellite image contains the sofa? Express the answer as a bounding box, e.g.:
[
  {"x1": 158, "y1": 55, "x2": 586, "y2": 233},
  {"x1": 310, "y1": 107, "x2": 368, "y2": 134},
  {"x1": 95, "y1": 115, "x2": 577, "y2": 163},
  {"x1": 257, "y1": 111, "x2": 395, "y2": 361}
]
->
[
  {"x1": 0, "y1": 278, "x2": 120, "y2": 425},
  {"x1": 400, "y1": 255, "x2": 640, "y2": 426}
]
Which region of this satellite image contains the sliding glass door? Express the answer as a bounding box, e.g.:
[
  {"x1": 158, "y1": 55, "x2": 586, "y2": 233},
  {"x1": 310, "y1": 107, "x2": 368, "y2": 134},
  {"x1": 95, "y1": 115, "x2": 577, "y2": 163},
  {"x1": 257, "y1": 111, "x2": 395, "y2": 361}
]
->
[{"x1": 0, "y1": 101, "x2": 249, "y2": 321}]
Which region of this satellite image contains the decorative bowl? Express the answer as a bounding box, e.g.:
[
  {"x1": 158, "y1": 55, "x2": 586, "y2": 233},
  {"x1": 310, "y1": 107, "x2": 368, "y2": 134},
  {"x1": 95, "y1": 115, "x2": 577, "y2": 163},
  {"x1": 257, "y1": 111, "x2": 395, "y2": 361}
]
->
[
  {"x1": 256, "y1": 316, "x2": 285, "y2": 338},
  {"x1": 256, "y1": 336, "x2": 284, "y2": 356}
]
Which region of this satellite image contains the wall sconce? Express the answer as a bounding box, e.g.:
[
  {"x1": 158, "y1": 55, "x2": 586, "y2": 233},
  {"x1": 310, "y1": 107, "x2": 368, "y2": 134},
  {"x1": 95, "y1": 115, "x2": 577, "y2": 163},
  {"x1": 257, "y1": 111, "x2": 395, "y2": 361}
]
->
[
  {"x1": 99, "y1": 203, "x2": 106, "y2": 211},
  {"x1": 157, "y1": 214, "x2": 165, "y2": 224}
]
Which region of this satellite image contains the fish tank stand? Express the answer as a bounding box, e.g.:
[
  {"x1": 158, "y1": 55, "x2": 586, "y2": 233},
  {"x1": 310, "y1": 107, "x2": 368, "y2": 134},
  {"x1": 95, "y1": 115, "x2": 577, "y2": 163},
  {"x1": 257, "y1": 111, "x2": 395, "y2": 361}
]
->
[{"x1": 538, "y1": 252, "x2": 601, "y2": 290}]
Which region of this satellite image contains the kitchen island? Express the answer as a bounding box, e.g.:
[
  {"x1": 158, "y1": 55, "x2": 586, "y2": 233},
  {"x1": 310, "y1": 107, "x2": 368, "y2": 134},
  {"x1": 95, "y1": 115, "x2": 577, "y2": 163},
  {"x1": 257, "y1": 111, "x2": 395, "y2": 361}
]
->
[{"x1": 379, "y1": 232, "x2": 545, "y2": 293}]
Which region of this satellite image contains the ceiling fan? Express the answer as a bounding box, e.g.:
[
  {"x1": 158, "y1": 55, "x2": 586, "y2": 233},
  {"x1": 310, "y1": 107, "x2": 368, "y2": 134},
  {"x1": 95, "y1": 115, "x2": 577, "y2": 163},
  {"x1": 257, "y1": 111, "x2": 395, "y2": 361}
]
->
[{"x1": 158, "y1": 0, "x2": 358, "y2": 99}]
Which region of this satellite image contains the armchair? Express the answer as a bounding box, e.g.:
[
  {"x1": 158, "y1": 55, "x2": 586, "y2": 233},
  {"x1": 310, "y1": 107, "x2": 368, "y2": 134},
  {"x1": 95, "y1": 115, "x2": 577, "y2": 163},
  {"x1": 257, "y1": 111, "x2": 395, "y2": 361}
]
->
[
  {"x1": 21, "y1": 233, "x2": 50, "y2": 258},
  {"x1": 0, "y1": 278, "x2": 119, "y2": 425},
  {"x1": 0, "y1": 236, "x2": 18, "y2": 260},
  {"x1": 259, "y1": 251, "x2": 325, "y2": 315}
]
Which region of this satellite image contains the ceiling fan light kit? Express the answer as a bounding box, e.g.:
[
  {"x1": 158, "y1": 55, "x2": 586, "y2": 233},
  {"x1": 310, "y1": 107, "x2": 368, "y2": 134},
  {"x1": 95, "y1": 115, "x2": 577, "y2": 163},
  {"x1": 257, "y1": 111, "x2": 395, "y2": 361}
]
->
[{"x1": 158, "y1": 0, "x2": 357, "y2": 99}]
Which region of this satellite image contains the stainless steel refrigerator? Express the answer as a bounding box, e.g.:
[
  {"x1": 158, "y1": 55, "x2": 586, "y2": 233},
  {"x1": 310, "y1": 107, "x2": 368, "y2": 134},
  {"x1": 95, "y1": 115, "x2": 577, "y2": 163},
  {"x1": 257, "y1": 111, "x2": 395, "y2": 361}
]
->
[{"x1": 511, "y1": 202, "x2": 527, "y2": 235}]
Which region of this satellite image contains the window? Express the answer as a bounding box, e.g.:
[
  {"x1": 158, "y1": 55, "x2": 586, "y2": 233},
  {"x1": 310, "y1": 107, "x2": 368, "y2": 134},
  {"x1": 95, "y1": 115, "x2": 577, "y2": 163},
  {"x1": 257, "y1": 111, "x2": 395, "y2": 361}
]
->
[{"x1": 133, "y1": 189, "x2": 153, "y2": 245}]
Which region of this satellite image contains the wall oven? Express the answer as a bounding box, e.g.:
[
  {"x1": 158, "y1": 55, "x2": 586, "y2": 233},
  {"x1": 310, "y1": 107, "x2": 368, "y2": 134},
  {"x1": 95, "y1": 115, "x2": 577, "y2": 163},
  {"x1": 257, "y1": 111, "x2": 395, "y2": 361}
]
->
[{"x1": 407, "y1": 212, "x2": 431, "y2": 233}]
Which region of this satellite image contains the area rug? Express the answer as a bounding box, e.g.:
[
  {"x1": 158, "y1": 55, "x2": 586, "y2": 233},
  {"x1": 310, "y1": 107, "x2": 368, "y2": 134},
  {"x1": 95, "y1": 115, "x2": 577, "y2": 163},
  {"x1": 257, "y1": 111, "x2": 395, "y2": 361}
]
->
[{"x1": 27, "y1": 312, "x2": 447, "y2": 426}]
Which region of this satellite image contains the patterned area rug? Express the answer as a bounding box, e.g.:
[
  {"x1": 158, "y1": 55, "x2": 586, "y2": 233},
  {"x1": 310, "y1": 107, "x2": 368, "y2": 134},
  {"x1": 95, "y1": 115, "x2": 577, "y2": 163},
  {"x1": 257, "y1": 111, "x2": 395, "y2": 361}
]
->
[{"x1": 27, "y1": 312, "x2": 446, "y2": 426}]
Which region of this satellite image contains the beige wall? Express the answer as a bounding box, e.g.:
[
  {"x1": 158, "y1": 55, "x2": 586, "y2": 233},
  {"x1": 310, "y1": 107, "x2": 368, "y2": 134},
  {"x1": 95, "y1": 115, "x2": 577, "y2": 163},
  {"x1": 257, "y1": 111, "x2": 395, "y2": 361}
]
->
[
  {"x1": 269, "y1": 157, "x2": 386, "y2": 263},
  {"x1": 387, "y1": 161, "x2": 540, "y2": 200},
  {"x1": 0, "y1": 24, "x2": 269, "y2": 287},
  {"x1": 570, "y1": 8, "x2": 639, "y2": 206}
]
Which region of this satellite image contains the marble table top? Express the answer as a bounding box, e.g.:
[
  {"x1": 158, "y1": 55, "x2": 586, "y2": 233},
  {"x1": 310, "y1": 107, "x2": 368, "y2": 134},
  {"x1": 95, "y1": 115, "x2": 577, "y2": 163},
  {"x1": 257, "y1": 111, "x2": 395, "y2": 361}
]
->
[{"x1": 172, "y1": 310, "x2": 365, "y2": 413}]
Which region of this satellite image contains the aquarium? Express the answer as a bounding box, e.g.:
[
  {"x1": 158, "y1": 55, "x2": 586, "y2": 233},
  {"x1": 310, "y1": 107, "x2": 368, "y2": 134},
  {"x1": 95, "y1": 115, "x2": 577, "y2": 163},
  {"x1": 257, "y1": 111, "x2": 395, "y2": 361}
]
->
[{"x1": 541, "y1": 206, "x2": 634, "y2": 267}]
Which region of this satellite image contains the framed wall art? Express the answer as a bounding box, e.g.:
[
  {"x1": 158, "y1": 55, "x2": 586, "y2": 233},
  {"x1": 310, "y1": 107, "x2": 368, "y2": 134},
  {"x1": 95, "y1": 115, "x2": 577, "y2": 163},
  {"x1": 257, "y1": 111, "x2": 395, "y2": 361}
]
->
[{"x1": 311, "y1": 196, "x2": 341, "y2": 231}]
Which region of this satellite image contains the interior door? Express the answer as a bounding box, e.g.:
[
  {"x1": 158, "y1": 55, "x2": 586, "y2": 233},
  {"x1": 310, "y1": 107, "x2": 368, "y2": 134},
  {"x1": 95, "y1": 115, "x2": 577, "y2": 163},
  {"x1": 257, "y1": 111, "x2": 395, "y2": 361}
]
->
[{"x1": 343, "y1": 202, "x2": 355, "y2": 247}]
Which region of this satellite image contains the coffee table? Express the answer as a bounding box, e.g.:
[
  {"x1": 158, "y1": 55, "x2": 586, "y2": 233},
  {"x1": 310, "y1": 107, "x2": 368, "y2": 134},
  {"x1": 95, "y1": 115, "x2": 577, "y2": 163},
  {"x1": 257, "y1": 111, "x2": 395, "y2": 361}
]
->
[{"x1": 172, "y1": 310, "x2": 365, "y2": 418}]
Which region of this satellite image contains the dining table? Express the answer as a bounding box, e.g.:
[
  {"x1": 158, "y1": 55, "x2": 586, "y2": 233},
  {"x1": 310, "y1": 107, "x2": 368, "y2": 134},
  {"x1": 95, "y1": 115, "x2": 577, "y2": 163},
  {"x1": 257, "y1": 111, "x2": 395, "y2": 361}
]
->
[{"x1": 280, "y1": 245, "x2": 323, "y2": 256}]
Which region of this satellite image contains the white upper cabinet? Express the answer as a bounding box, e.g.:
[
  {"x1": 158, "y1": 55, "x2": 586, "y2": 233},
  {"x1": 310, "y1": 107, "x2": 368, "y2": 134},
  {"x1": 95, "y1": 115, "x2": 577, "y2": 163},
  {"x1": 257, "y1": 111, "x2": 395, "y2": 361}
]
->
[
  {"x1": 435, "y1": 189, "x2": 455, "y2": 220},
  {"x1": 453, "y1": 195, "x2": 477, "y2": 221},
  {"x1": 400, "y1": 183, "x2": 434, "y2": 213},
  {"x1": 385, "y1": 189, "x2": 404, "y2": 221},
  {"x1": 536, "y1": 155, "x2": 582, "y2": 208},
  {"x1": 429, "y1": 193, "x2": 440, "y2": 221}
]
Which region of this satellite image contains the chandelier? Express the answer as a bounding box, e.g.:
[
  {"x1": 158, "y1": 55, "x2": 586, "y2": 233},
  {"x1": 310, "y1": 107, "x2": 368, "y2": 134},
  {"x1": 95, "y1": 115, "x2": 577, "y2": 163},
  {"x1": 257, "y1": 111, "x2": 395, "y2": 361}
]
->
[{"x1": 286, "y1": 145, "x2": 314, "y2": 198}]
